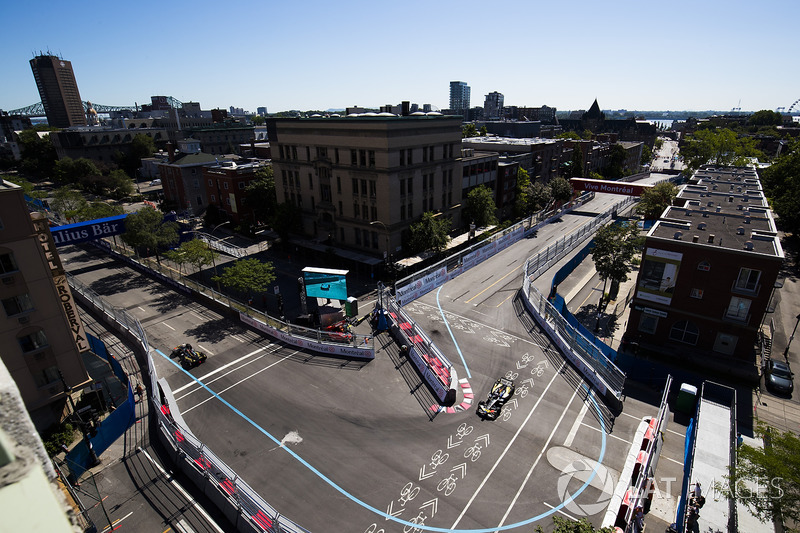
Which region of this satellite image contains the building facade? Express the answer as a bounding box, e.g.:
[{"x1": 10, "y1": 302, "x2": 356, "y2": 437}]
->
[
  {"x1": 29, "y1": 54, "x2": 87, "y2": 129},
  {"x1": 267, "y1": 114, "x2": 463, "y2": 260},
  {"x1": 449, "y1": 81, "x2": 471, "y2": 117},
  {"x1": 483, "y1": 92, "x2": 504, "y2": 120},
  {"x1": 0, "y1": 181, "x2": 91, "y2": 429},
  {"x1": 625, "y1": 166, "x2": 783, "y2": 369},
  {"x1": 203, "y1": 160, "x2": 268, "y2": 227}
]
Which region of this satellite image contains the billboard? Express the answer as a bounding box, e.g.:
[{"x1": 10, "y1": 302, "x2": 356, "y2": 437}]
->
[
  {"x1": 302, "y1": 267, "x2": 349, "y2": 301},
  {"x1": 570, "y1": 178, "x2": 652, "y2": 197},
  {"x1": 637, "y1": 248, "x2": 682, "y2": 305}
]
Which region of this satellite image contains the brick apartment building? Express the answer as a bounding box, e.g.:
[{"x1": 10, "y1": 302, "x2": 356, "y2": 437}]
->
[{"x1": 625, "y1": 166, "x2": 783, "y2": 371}]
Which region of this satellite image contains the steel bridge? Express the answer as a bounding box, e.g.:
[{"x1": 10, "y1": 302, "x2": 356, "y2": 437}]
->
[{"x1": 4, "y1": 96, "x2": 184, "y2": 118}]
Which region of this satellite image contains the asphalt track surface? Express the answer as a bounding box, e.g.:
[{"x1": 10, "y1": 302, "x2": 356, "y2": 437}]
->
[{"x1": 62, "y1": 191, "x2": 681, "y2": 532}]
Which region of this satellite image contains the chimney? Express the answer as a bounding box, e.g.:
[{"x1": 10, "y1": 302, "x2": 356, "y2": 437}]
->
[{"x1": 167, "y1": 141, "x2": 175, "y2": 163}]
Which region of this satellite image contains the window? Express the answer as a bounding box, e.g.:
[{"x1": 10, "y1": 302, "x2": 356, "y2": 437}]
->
[
  {"x1": 726, "y1": 296, "x2": 751, "y2": 321},
  {"x1": 690, "y1": 288, "x2": 704, "y2": 299},
  {"x1": 359, "y1": 150, "x2": 366, "y2": 167},
  {"x1": 369, "y1": 150, "x2": 375, "y2": 168},
  {"x1": 354, "y1": 203, "x2": 360, "y2": 218},
  {"x1": 238, "y1": 182, "x2": 245, "y2": 189},
  {"x1": 407, "y1": 149, "x2": 413, "y2": 165},
  {"x1": 309, "y1": 173, "x2": 314, "y2": 189},
  {"x1": 362, "y1": 204, "x2": 368, "y2": 220},
  {"x1": 697, "y1": 261, "x2": 710, "y2": 271},
  {"x1": 19, "y1": 330, "x2": 48, "y2": 353},
  {"x1": 351, "y1": 150, "x2": 357, "y2": 166},
  {"x1": 335, "y1": 149, "x2": 340, "y2": 164},
  {"x1": 400, "y1": 179, "x2": 406, "y2": 196},
  {"x1": 211, "y1": 195, "x2": 216, "y2": 202},
  {"x1": 408, "y1": 178, "x2": 413, "y2": 194},
  {"x1": 400, "y1": 205, "x2": 406, "y2": 220},
  {"x1": 339, "y1": 228, "x2": 345, "y2": 242},
  {"x1": 638, "y1": 314, "x2": 658, "y2": 334},
  {"x1": 208, "y1": 179, "x2": 214, "y2": 186},
  {"x1": 429, "y1": 146, "x2": 435, "y2": 161},
  {"x1": 355, "y1": 228, "x2": 362, "y2": 245},
  {"x1": 735, "y1": 268, "x2": 761, "y2": 292},
  {"x1": 194, "y1": 179, "x2": 200, "y2": 188},
  {"x1": 2, "y1": 293, "x2": 33, "y2": 316},
  {"x1": 669, "y1": 320, "x2": 699, "y2": 345},
  {"x1": 371, "y1": 206, "x2": 377, "y2": 220},
  {"x1": 361, "y1": 179, "x2": 367, "y2": 195},
  {"x1": 337, "y1": 176, "x2": 342, "y2": 194},
  {"x1": 197, "y1": 196, "x2": 203, "y2": 206},
  {"x1": 223, "y1": 182, "x2": 229, "y2": 190},
  {"x1": 0, "y1": 252, "x2": 18, "y2": 274},
  {"x1": 338, "y1": 201, "x2": 343, "y2": 216},
  {"x1": 400, "y1": 150, "x2": 405, "y2": 167},
  {"x1": 352, "y1": 178, "x2": 358, "y2": 195},
  {"x1": 34, "y1": 366, "x2": 60, "y2": 388}
]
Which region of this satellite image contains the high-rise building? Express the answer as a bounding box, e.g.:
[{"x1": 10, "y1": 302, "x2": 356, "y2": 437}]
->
[
  {"x1": 29, "y1": 54, "x2": 87, "y2": 128},
  {"x1": 484, "y1": 92, "x2": 504, "y2": 120},
  {"x1": 0, "y1": 180, "x2": 92, "y2": 429},
  {"x1": 449, "y1": 81, "x2": 470, "y2": 116}
]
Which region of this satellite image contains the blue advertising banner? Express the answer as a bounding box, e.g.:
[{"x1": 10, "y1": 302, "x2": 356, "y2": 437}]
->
[{"x1": 51, "y1": 214, "x2": 128, "y2": 246}]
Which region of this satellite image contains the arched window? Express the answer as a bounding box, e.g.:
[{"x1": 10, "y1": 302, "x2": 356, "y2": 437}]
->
[
  {"x1": 697, "y1": 261, "x2": 710, "y2": 271},
  {"x1": 669, "y1": 320, "x2": 699, "y2": 345}
]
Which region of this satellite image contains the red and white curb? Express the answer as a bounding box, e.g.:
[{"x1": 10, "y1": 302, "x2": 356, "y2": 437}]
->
[{"x1": 431, "y1": 378, "x2": 473, "y2": 414}]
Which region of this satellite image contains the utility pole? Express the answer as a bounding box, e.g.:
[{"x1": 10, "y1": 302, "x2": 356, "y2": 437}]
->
[{"x1": 783, "y1": 313, "x2": 800, "y2": 359}]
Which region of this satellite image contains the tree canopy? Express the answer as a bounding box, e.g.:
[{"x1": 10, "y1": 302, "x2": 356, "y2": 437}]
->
[
  {"x1": 166, "y1": 238, "x2": 219, "y2": 274},
  {"x1": 462, "y1": 124, "x2": 479, "y2": 138},
  {"x1": 549, "y1": 176, "x2": 574, "y2": 206},
  {"x1": 748, "y1": 109, "x2": 783, "y2": 127},
  {"x1": 17, "y1": 129, "x2": 57, "y2": 179},
  {"x1": 637, "y1": 181, "x2": 678, "y2": 220},
  {"x1": 121, "y1": 206, "x2": 179, "y2": 261},
  {"x1": 462, "y1": 185, "x2": 498, "y2": 228},
  {"x1": 245, "y1": 166, "x2": 277, "y2": 226},
  {"x1": 603, "y1": 144, "x2": 627, "y2": 180},
  {"x1": 212, "y1": 258, "x2": 276, "y2": 294},
  {"x1": 762, "y1": 141, "x2": 800, "y2": 235},
  {"x1": 681, "y1": 128, "x2": 761, "y2": 172},
  {"x1": 513, "y1": 168, "x2": 531, "y2": 218},
  {"x1": 717, "y1": 423, "x2": 800, "y2": 528},
  {"x1": 409, "y1": 211, "x2": 451, "y2": 254},
  {"x1": 591, "y1": 221, "x2": 642, "y2": 303},
  {"x1": 535, "y1": 516, "x2": 615, "y2": 532}
]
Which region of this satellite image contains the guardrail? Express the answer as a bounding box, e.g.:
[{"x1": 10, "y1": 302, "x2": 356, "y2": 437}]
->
[
  {"x1": 519, "y1": 200, "x2": 631, "y2": 401},
  {"x1": 68, "y1": 273, "x2": 312, "y2": 533}
]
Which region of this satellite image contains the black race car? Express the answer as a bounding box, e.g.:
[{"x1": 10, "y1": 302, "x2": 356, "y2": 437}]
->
[
  {"x1": 170, "y1": 343, "x2": 207, "y2": 369},
  {"x1": 476, "y1": 378, "x2": 515, "y2": 420}
]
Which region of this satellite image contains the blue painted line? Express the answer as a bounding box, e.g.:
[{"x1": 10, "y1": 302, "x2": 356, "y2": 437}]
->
[
  {"x1": 154, "y1": 349, "x2": 607, "y2": 532},
  {"x1": 436, "y1": 286, "x2": 472, "y2": 379}
]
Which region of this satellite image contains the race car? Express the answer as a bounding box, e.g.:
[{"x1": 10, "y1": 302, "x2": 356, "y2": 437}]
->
[
  {"x1": 476, "y1": 378, "x2": 515, "y2": 420},
  {"x1": 170, "y1": 343, "x2": 207, "y2": 369}
]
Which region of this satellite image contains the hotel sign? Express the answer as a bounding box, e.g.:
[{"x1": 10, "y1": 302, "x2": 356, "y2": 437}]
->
[
  {"x1": 570, "y1": 178, "x2": 652, "y2": 197},
  {"x1": 31, "y1": 215, "x2": 89, "y2": 353}
]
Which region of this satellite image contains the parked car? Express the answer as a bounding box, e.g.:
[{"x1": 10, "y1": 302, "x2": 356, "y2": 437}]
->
[
  {"x1": 150, "y1": 179, "x2": 162, "y2": 186},
  {"x1": 765, "y1": 360, "x2": 794, "y2": 395}
]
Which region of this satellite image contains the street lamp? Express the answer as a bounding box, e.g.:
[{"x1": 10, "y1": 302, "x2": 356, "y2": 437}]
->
[
  {"x1": 370, "y1": 220, "x2": 390, "y2": 266},
  {"x1": 783, "y1": 313, "x2": 800, "y2": 359}
]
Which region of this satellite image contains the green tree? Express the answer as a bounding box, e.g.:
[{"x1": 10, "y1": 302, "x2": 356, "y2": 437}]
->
[
  {"x1": 121, "y1": 206, "x2": 179, "y2": 262},
  {"x1": 549, "y1": 176, "x2": 574, "y2": 206},
  {"x1": 762, "y1": 143, "x2": 800, "y2": 235},
  {"x1": 54, "y1": 157, "x2": 102, "y2": 186},
  {"x1": 245, "y1": 166, "x2": 277, "y2": 226},
  {"x1": 251, "y1": 115, "x2": 266, "y2": 126},
  {"x1": 51, "y1": 186, "x2": 87, "y2": 222},
  {"x1": 717, "y1": 424, "x2": 800, "y2": 528},
  {"x1": 179, "y1": 238, "x2": 218, "y2": 273},
  {"x1": 272, "y1": 202, "x2": 303, "y2": 244},
  {"x1": 748, "y1": 109, "x2": 783, "y2": 127},
  {"x1": 16, "y1": 129, "x2": 57, "y2": 179},
  {"x1": 591, "y1": 221, "x2": 642, "y2": 319},
  {"x1": 462, "y1": 185, "x2": 497, "y2": 228},
  {"x1": 75, "y1": 201, "x2": 124, "y2": 222},
  {"x1": 535, "y1": 516, "x2": 615, "y2": 532},
  {"x1": 479, "y1": 125, "x2": 488, "y2": 136},
  {"x1": 569, "y1": 145, "x2": 585, "y2": 178},
  {"x1": 107, "y1": 169, "x2": 134, "y2": 200},
  {"x1": 212, "y1": 258, "x2": 276, "y2": 294},
  {"x1": 2, "y1": 175, "x2": 45, "y2": 198},
  {"x1": 641, "y1": 144, "x2": 652, "y2": 165},
  {"x1": 409, "y1": 212, "x2": 451, "y2": 254},
  {"x1": 604, "y1": 144, "x2": 627, "y2": 179},
  {"x1": 556, "y1": 131, "x2": 581, "y2": 140},
  {"x1": 681, "y1": 128, "x2": 761, "y2": 172},
  {"x1": 637, "y1": 181, "x2": 678, "y2": 220},
  {"x1": 462, "y1": 124, "x2": 478, "y2": 138},
  {"x1": 513, "y1": 168, "x2": 531, "y2": 218},
  {"x1": 528, "y1": 181, "x2": 553, "y2": 212}
]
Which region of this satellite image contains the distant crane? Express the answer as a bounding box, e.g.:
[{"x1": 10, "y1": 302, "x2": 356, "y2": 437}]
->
[{"x1": 731, "y1": 99, "x2": 742, "y2": 113}]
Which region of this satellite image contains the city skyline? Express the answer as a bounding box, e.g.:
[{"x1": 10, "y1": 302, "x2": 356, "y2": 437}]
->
[{"x1": 2, "y1": 0, "x2": 799, "y2": 115}]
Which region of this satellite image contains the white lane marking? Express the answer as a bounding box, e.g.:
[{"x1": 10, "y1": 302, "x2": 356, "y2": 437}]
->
[
  {"x1": 230, "y1": 334, "x2": 245, "y2": 343},
  {"x1": 174, "y1": 519, "x2": 195, "y2": 533},
  {"x1": 182, "y1": 351, "x2": 298, "y2": 414},
  {"x1": 197, "y1": 344, "x2": 214, "y2": 356},
  {"x1": 138, "y1": 447, "x2": 225, "y2": 533},
  {"x1": 449, "y1": 361, "x2": 568, "y2": 529},
  {"x1": 173, "y1": 346, "x2": 269, "y2": 393},
  {"x1": 580, "y1": 422, "x2": 633, "y2": 444},
  {"x1": 666, "y1": 427, "x2": 684, "y2": 438},
  {"x1": 543, "y1": 501, "x2": 579, "y2": 521},
  {"x1": 175, "y1": 349, "x2": 278, "y2": 401},
  {"x1": 661, "y1": 455, "x2": 684, "y2": 466},
  {"x1": 494, "y1": 381, "x2": 583, "y2": 531},
  {"x1": 137, "y1": 306, "x2": 147, "y2": 313},
  {"x1": 164, "y1": 323, "x2": 175, "y2": 331},
  {"x1": 564, "y1": 401, "x2": 590, "y2": 447},
  {"x1": 190, "y1": 311, "x2": 205, "y2": 321}
]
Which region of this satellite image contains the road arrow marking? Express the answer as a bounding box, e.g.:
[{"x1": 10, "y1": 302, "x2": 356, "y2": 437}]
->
[
  {"x1": 386, "y1": 501, "x2": 404, "y2": 519},
  {"x1": 420, "y1": 498, "x2": 438, "y2": 517},
  {"x1": 475, "y1": 434, "x2": 490, "y2": 447},
  {"x1": 419, "y1": 464, "x2": 436, "y2": 480},
  {"x1": 451, "y1": 462, "x2": 467, "y2": 478},
  {"x1": 447, "y1": 435, "x2": 463, "y2": 449},
  {"x1": 516, "y1": 359, "x2": 528, "y2": 369}
]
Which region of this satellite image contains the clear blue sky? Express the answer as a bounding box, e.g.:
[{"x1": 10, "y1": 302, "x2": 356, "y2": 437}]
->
[{"x1": 2, "y1": 0, "x2": 798, "y2": 114}]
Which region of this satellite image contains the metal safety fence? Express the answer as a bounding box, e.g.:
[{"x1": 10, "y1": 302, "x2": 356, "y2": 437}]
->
[{"x1": 68, "y1": 274, "x2": 311, "y2": 533}]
